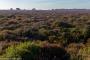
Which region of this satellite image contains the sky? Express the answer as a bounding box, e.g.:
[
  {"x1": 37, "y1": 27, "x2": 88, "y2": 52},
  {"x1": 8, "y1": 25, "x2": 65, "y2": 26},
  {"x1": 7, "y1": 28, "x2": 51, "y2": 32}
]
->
[{"x1": 0, "y1": 0, "x2": 90, "y2": 9}]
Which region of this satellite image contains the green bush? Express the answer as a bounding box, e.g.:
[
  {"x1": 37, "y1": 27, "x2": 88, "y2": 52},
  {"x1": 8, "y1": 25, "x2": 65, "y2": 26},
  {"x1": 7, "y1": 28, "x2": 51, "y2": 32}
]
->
[{"x1": 0, "y1": 41, "x2": 40, "y2": 60}]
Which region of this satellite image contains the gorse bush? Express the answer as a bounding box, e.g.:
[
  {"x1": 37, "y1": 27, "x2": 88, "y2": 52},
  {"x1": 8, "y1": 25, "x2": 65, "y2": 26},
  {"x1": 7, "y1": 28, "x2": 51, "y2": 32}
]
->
[
  {"x1": 0, "y1": 41, "x2": 40, "y2": 60},
  {"x1": 66, "y1": 43, "x2": 90, "y2": 60},
  {"x1": 78, "y1": 46, "x2": 90, "y2": 60}
]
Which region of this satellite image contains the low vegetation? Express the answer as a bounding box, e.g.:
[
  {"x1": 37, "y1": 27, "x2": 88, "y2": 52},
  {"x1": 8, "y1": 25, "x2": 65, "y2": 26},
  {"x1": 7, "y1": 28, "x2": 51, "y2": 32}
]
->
[{"x1": 0, "y1": 10, "x2": 89, "y2": 60}]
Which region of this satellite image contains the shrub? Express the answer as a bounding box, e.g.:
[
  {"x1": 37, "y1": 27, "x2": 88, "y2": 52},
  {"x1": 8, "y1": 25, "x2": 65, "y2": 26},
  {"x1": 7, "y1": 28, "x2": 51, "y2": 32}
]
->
[
  {"x1": 78, "y1": 46, "x2": 90, "y2": 60},
  {"x1": 0, "y1": 41, "x2": 40, "y2": 60},
  {"x1": 67, "y1": 43, "x2": 85, "y2": 60}
]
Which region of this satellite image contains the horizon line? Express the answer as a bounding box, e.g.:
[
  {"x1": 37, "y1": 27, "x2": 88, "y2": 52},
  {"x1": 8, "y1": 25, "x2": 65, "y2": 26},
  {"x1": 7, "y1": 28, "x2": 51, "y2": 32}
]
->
[{"x1": 0, "y1": 8, "x2": 90, "y2": 10}]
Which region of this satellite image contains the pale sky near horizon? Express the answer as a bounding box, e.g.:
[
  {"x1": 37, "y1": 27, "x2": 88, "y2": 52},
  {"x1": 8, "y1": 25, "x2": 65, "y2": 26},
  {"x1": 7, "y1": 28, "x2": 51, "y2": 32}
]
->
[{"x1": 0, "y1": 0, "x2": 90, "y2": 9}]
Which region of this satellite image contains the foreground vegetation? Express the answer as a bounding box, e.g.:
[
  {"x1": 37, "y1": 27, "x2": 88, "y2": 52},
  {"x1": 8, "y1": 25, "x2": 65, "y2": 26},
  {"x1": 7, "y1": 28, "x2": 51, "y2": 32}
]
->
[{"x1": 0, "y1": 41, "x2": 89, "y2": 60}]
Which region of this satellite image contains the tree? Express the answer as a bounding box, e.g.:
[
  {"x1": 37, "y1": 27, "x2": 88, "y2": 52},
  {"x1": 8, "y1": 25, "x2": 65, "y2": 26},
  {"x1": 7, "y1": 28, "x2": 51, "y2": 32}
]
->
[{"x1": 16, "y1": 8, "x2": 21, "y2": 10}]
